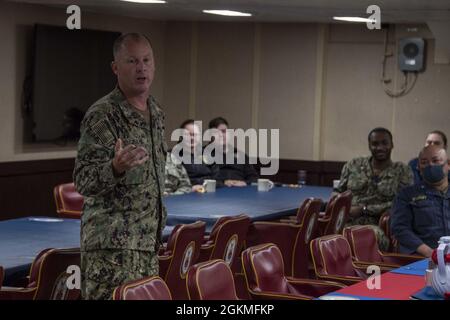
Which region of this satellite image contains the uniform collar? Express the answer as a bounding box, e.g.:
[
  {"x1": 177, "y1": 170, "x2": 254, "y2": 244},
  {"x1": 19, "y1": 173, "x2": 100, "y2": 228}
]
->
[
  {"x1": 419, "y1": 181, "x2": 450, "y2": 198},
  {"x1": 111, "y1": 86, "x2": 152, "y2": 131}
]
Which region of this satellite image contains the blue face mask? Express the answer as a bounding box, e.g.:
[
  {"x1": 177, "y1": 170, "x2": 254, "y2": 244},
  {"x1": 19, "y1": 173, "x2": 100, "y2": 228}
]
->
[{"x1": 422, "y1": 164, "x2": 445, "y2": 184}]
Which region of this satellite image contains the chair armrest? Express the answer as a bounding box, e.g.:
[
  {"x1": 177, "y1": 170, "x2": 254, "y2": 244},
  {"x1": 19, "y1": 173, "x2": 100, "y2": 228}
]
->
[
  {"x1": 278, "y1": 215, "x2": 297, "y2": 222},
  {"x1": 0, "y1": 287, "x2": 37, "y2": 300},
  {"x1": 353, "y1": 261, "x2": 397, "y2": 272},
  {"x1": 286, "y1": 278, "x2": 346, "y2": 297},
  {"x1": 315, "y1": 275, "x2": 363, "y2": 286},
  {"x1": 248, "y1": 289, "x2": 312, "y2": 300},
  {"x1": 380, "y1": 253, "x2": 423, "y2": 266},
  {"x1": 279, "y1": 219, "x2": 297, "y2": 224}
]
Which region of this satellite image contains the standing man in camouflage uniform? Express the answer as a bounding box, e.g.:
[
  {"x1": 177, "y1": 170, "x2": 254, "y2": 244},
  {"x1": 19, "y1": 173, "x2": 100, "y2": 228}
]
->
[
  {"x1": 334, "y1": 127, "x2": 413, "y2": 250},
  {"x1": 73, "y1": 33, "x2": 167, "y2": 300}
]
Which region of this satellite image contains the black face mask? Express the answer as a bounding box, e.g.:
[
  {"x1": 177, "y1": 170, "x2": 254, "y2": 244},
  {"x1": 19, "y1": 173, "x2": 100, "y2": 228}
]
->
[{"x1": 422, "y1": 164, "x2": 445, "y2": 184}]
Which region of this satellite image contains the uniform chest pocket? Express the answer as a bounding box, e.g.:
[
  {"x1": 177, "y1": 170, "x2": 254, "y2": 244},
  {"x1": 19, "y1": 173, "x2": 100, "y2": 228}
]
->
[
  {"x1": 377, "y1": 181, "x2": 396, "y2": 198},
  {"x1": 411, "y1": 201, "x2": 436, "y2": 227},
  {"x1": 347, "y1": 174, "x2": 368, "y2": 192}
]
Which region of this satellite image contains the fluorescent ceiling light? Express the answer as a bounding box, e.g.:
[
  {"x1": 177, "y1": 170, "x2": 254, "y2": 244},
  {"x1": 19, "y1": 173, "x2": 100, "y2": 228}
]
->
[
  {"x1": 203, "y1": 10, "x2": 252, "y2": 17},
  {"x1": 120, "y1": 0, "x2": 167, "y2": 3},
  {"x1": 333, "y1": 16, "x2": 375, "y2": 23}
]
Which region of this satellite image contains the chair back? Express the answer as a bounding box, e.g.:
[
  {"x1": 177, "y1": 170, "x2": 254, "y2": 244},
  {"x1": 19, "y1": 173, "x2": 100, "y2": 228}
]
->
[
  {"x1": 161, "y1": 221, "x2": 205, "y2": 300},
  {"x1": 113, "y1": 276, "x2": 172, "y2": 300},
  {"x1": 292, "y1": 198, "x2": 322, "y2": 278},
  {"x1": 53, "y1": 183, "x2": 83, "y2": 219},
  {"x1": 201, "y1": 214, "x2": 250, "y2": 272},
  {"x1": 27, "y1": 247, "x2": 80, "y2": 300},
  {"x1": 187, "y1": 260, "x2": 239, "y2": 300},
  {"x1": 242, "y1": 244, "x2": 291, "y2": 295},
  {"x1": 310, "y1": 235, "x2": 361, "y2": 279},
  {"x1": 344, "y1": 225, "x2": 383, "y2": 263},
  {"x1": 322, "y1": 191, "x2": 352, "y2": 236}
]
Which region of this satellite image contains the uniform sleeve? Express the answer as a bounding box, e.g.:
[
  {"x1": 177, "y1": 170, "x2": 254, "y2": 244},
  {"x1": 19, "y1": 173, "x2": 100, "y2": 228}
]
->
[
  {"x1": 176, "y1": 165, "x2": 193, "y2": 194},
  {"x1": 366, "y1": 202, "x2": 393, "y2": 217},
  {"x1": 73, "y1": 110, "x2": 121, "y2": 197},
  {"x1": 164, "y1": 153, "x2": 192, "y2": 195},
  {"x1": 334, "y1": 161, "x2": 350, "y2": 193},
  {"x1": 390, "y1": 191, "x2": 424, "y2": 253},
  {"x1": 399, "y1": 164, "x2": 414, "y2": 190}
]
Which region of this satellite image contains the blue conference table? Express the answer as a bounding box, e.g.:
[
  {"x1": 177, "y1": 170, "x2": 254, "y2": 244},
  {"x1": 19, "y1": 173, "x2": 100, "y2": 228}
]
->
[
  {"x1": 0, "y1": 185, "x2": 332, "y2": 284},
  {"x1": 165, "y1": 185, "x2": 332, "y2": 228}
]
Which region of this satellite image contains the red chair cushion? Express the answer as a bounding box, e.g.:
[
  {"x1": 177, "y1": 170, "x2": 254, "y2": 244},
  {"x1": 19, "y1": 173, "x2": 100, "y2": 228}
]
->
[
  {"x1": 187, "y1": 260, "x2": 238, "y2": 300},
  {"x1": 113, "y1": 276, "x2": 172, "y2": 300}
]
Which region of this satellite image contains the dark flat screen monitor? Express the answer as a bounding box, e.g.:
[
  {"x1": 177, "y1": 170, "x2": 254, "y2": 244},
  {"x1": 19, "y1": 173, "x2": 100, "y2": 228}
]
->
[{"x1": 30, "y1": 24, "x2": 120, "y2": 143}]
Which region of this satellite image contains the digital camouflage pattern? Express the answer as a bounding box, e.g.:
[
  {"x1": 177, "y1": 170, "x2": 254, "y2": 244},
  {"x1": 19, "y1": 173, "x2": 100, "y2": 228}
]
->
[
  {"x1": 335, "y1": 156, "x2": 413, "y2": 251},
  {"x1": 81, "y1": 249, "x2": 158, "y2": 300},
  {"x1": 73, "y1": 87, "x2": 167, "y2": 299},
  {"x1": 164, "y1": 152, "x2": 192, "y2": 195},
  {"x1": 335, "y1": 156, "x2": 413, "y2": 226}
]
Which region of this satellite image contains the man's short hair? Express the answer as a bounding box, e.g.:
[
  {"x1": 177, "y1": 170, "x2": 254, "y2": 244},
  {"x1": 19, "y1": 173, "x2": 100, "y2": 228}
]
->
[
  {"x1": 428, "y1": 130, "x2": 448, "y2": 149},
  {"x1": 113, "y1": 33, "x2": 152, "y2": 60},
  {"x1": 368, "y1": 127, "x2": 393, "y2": 143},
  {"x1": 208, "y1": 117, "x2": 229, "y2": 129},
  {"x1": 180, "y1": 119, "x2": 195, "y2": 129}
]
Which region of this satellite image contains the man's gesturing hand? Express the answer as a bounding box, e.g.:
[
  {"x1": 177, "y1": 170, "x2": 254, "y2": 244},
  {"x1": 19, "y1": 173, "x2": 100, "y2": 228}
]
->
[{"x1": 112, "y1": 138, "x2": 149, "y2": 176}]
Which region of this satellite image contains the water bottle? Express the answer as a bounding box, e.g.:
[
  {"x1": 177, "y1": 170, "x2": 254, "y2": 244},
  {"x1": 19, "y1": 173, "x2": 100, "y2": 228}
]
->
[{"x1": 297, "y1": 170, "x2": 307, "y2": 186}]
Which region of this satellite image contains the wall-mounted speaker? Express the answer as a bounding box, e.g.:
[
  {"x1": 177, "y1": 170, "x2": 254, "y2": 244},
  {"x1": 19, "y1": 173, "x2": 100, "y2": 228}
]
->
[{"x1": 398, "y1": 38, "x2": 425, "y2": 72}]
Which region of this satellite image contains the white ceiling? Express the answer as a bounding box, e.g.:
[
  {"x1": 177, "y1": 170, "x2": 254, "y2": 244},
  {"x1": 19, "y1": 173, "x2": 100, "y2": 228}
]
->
[{"x1": 7, "y1": 0, "x2": 450, "y2": 23}]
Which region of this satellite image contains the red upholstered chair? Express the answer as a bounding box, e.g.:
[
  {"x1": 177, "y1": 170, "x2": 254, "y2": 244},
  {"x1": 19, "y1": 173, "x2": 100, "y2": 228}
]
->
[
  {"x1": 279, "y1": 197, "x2": 312, "y2": 223},
  {"x1": 247, "y1": 222, "x2": 299, "y2": 277},
  {"x1": 317, "y1": 191, "x2": 352, "y2": 236},
  {"x1": 288, "y1": 198, "x2": 322, "y2": 278},
  {"x1": 314, "y1": 194, "x2": 337, "y2": 238},
  {"x1": 379, "y1": 211, "x2": 399, "y2": 253},
  {"x1": 53, "y1": 183, "x2": 84, "y2": 219},
  {"x1": 310, "y1": 235, "x2": 369, "y2": 286},
  {"x1": 187, "y1": 260, "x2": 239, "y2": 300},
  {"x1": 247, "y1": 199, "x2": 322, "y2": 278},
  {"x1": 343, "y1": 225, "x2": 423, "y2": 268},
  {"x1": 112, "y1": 276, "x2": 172, "y2": 300},
  {"x1": 158, "y1": 221, "x2": 206, "y2": 300},
  {"x1": 198, "y1": 214, "x2": 250, "y2": 273},
  {"x1": 242, "y1": 244, "x2": 345, "y2": 300},
  {"x1": 0, "y1": 248, "x2": 80, "y2": 300}
]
